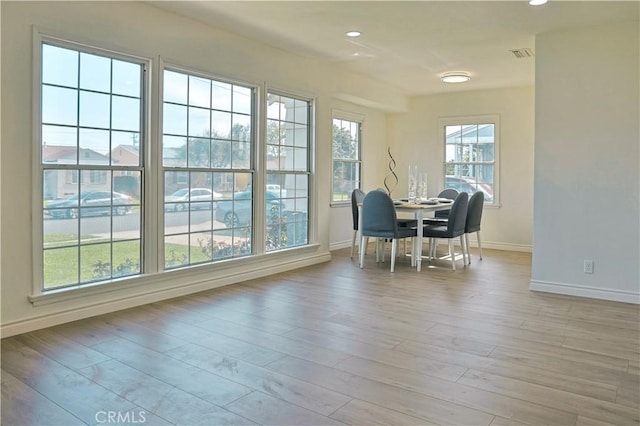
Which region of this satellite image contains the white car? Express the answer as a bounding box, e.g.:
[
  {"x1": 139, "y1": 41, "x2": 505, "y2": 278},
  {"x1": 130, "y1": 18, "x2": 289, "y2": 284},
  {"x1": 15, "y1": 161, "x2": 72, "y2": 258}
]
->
[
  {"x1": 266, "y1": 184, "x2": 287, "y2": 198},
  {"x1": 165, "y1": 188, "x2": 223, "y2": 211}
]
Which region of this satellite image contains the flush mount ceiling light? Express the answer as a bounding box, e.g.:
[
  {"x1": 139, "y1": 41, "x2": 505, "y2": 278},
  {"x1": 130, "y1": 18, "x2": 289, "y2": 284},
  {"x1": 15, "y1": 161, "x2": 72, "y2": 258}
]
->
[
  {"x1": 440, "y1": 72, "x2": 471, "y2": 84},
  {"x1": 529, "y1": 0, "x2": 548, "y2": 5},
  {"x1": 345, "y1": 31, "x2": 361, "y2": 37}
]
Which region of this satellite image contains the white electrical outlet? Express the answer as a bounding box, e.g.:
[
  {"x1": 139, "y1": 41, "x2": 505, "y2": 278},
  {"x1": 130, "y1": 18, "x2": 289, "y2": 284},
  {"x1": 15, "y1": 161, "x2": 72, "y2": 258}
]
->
[{"x1": 584, "y1": 260, "x2": 594, "y2": 274}]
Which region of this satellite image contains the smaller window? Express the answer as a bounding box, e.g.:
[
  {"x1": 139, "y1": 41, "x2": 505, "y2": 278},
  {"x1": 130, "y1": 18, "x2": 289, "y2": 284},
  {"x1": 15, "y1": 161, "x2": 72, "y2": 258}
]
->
[
  {"x1": 332, "y1": 117, "x2": 361, "y2": 203},
  {"x1": 265, "y1": 92, "x2": 311, "y2": 252},
  {"x1": 89, "y1": 170, "x2": 107, "y2": 185},
  {"x1": 66, "y1": 170, "x2": 79, "y2": 184},
  {"x1": 442, "y1": 116, "x2": 498, "y2": 204},
  {"x1": 176, "y1": 172, "x2": 188, "y2": 184}
]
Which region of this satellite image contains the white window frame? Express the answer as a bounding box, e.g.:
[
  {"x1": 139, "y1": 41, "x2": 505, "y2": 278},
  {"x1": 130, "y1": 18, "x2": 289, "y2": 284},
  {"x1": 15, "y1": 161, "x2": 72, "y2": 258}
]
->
[
  {"x1": 264, "y1": 89, "x2": 314, "y2": 252},
  {"x1": 439, "y1": 114, "x2": 500, "y2": 207},
  {"x1": 160, "y1": 64, "x2": 257, "y2": 268},
  {"x1": 32, "y1": 31, "x2": 151, "y2": 296},
  {"x1": 331, "y1": 110, "x2": 363, "y2": 206},
  {"x1": 30, "y1": 32, "x2": 318, "y2": 301}
]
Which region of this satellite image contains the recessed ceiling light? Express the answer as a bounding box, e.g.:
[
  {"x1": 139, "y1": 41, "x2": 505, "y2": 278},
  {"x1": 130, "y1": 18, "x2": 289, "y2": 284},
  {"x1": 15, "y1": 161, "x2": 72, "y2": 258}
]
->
[
  {"x1": 346, "y1": 31, "x2": 361, "y2": 37},
  {"x1": 440, "y1": 72, "x2": 471, "y2": 84},
  {"x1": 529, "y1": 0, "x2": 548, "y2": 5}
]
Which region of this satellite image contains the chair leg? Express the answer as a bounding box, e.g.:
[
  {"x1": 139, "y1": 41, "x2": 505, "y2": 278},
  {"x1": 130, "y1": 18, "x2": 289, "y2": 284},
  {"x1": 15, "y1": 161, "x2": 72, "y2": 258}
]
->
[
  {"x1": 477, "y1": 231, "x2": 483, "y2": 260},
  {"x1": 377, "y1": 239, "x2": 386, "y2": 263},
  {"x1": 460, "y1": 235, "x2": 467, "y2": 266},
  {"x1": 430, "y1": 238, "x2": 437, "y2": 259},
  {"x1": 390, "y1": 239, "x2": 398, "y2": 272},
  {"x1": 350, "y1": 230, "x2": 357, "y2": 258},
  {"x1": 448, "y1": 239, "x2": 456, "y2": 271},
  {"x1": 465, "y1": 233, "x2": 471, "y2": 264},
  {"x1": 359, "y1": 236, "x2": 368, "y2": 268}
]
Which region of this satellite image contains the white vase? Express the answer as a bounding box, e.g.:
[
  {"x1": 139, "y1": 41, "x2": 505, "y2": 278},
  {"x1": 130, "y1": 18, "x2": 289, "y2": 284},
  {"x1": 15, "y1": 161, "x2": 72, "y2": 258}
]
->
[
  {"x1": 408, "y1": 165, "x2": 418, "y2": 203},
  {"x1": 418, "y1": 172, "x2": 428, "y2": 201}
]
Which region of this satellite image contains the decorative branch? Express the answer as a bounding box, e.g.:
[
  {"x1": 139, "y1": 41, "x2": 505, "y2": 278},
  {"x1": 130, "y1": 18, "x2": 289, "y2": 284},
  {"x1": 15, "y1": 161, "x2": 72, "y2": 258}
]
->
[{"x1": 383, "y1": 147, "x2": 398, "y2": 196}]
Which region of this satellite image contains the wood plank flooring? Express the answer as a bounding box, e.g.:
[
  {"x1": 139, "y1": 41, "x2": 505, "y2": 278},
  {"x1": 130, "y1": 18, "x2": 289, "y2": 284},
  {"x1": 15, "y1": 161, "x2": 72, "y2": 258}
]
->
[{"x1": 2, "y1": 248, "x2": 639, "y2": 425}]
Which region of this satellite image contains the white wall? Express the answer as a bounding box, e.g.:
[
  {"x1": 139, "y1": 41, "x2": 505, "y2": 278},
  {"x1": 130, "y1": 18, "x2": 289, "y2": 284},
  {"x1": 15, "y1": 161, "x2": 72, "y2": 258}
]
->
[
  {"x1": 381, "y1": 87, "x2": 535, "y2": 251},
  {"x1": 531, "y1": 21, "x2": 639, "y2": 303},
  {"x1": 0, "y1": 1, "x2": 397, "y2": 335}
]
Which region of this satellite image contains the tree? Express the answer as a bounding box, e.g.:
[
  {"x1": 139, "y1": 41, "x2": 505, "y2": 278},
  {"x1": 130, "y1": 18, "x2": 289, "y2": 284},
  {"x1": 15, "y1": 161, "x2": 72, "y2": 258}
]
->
[
  {"x1": 186, "y1": 138, "x2": 211, "y2": 167},
  {"x1": 332, "y1": 124, "x2": 358, "y2": 194},
  {"x1": 176, "y1": 124, "x2": 252, "y2": 169},
  {"x1": 332, "y1": 124, "x2": 357, "y2": 159},
  {"x1": 265, "y1": 120, "x2": 285, "y2": 161}
]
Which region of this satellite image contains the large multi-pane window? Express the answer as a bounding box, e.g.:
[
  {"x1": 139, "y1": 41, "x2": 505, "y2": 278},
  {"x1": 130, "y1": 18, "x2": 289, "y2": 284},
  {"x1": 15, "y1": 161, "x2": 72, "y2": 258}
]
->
[
  {"x1": 443, "y1": 118, "x2": 498, "y2": 204},
  {"x1": 40, "y1": 42, "x2": 144, "y2": 289},
  {"x1": 162, "y1": 69, "x2": 254, "y2": 268},
  {"x1": 37, "y1": 37, "x2": 315, "y2": 293},
  {"x1": 332, "y1": 118, "x2": 361, "y2": 203},
  {"x1": 265, "y1": 93, "x2": 310, "y2": 251}
]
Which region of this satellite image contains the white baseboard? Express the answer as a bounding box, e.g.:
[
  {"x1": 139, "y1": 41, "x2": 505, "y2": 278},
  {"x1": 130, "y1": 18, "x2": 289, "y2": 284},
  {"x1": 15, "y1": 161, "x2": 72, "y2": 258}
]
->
[
  {"x1": 477, "y1": 241, "x2": 532, "y2": 252},
  {"x1": 530, "y1": 279, "x2": 640, "y2": 304},
  {"x1": 330, "y1": 240, "x2": 352, "y2": 251},
  {"x1": 460, "y1": 235, "x2": 531, "y2": 252},
  {"x1": 1, "y1": 252, "x2": 331, "y2": 338},
  {"x1": 331, "y1": 238, "x2": 532, "y2": 253}
]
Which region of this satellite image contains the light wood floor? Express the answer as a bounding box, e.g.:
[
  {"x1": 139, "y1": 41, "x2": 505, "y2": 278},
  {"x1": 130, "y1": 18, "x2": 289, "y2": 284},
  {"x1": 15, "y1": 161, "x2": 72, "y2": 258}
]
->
[{"x1": 2, "y1": 247, "x2": 639, "y2": 426}]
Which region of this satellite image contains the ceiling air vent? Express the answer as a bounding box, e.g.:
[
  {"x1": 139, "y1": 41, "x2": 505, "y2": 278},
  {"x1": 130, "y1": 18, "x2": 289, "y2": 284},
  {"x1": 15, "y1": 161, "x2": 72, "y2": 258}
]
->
[{"x1": 510, "y1": 48, "x2": 534, "y2": 58}]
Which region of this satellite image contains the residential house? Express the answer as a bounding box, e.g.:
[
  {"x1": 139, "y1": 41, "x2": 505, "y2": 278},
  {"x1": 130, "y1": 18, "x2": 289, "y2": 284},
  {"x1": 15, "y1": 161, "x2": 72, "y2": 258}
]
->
[
  {"x1": 110, "y1": 144, "x2": 141, "y2": 197},
  {"x1": 110, "y1": 144, "x2": 139, "y2": 166},
  {"x1": 42, "y1": 145, "x2": 110, "y2": 199}
]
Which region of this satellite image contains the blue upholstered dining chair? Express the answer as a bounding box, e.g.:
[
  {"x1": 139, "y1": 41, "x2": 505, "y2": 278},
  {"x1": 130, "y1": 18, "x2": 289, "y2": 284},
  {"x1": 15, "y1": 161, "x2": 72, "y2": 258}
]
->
[
  {"x1": 350, "y1": 188, "x2": 366, "y2": 259},
  {"x1": 464, "y1": 191, "x2": 484, "y2": 264},
  {"x1": 373, "y1": 188, "x2": 418, "y2": 260},
  {"x1": 424, "y1": 188, "x2": 459, "y2": 225},
  {"x1": 423, "y1": 191, "x2": 468, "y2": 270},
  {"x1": 359, "y1": 190, "x2": 417, "y2": 272}
]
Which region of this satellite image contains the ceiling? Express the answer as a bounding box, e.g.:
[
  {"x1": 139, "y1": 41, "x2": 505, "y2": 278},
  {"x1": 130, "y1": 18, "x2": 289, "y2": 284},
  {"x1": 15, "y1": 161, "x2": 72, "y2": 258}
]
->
[{"x1": 151, "y1": 1, "x2": 639, "y2": 97}]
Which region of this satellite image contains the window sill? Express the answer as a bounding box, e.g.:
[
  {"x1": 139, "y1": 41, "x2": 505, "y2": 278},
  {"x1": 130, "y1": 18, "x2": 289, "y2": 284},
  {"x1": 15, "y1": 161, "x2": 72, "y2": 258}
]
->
[
  {"x1": 29, "y1": 243, "x2": 321, "y2": 307},
  {"x1": 330, "y1": 202, "x2": 350, "y2": 208}
]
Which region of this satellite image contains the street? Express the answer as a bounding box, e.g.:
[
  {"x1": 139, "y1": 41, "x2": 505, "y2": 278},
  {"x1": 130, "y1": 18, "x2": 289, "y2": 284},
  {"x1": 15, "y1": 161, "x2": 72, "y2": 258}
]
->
[{"x1": 44, "y1": 208, "x2": 227, "y2": 237}]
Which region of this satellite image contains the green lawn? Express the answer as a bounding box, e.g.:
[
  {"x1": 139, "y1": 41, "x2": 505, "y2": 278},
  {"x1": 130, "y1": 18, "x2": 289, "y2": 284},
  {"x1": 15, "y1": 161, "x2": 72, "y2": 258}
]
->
[
  {"x1": 333, "y1": 192, "x2": 351, "y2": 202},
  {"x1": 43, "y1": 234, "x2": 251, "y2": 289},
  {"x1": 43, "y1": 237, "x2": 217, "y2": 289}
]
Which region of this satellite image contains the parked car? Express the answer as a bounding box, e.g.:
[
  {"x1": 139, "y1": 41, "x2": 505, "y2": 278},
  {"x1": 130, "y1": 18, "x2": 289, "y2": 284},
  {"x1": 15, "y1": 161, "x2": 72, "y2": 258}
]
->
[
  {"x1": 45, "y1": 191, "x2": 133, "y2": 219},
  {"x1": 246, "y1": 183, "x2": 288, "y2": 198},
  {"x1": 266, "y1": 184, "x2": 287, "y2": 198},
  {"x1": 445, "y1": 176, "x2": 494, "y2": 202},
  {"x1": 164, "y1": 188, "x2": 223, "y2": 212},
  {"x1": 215, "y1": 190, "x2": 285, "y2": 228}
]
